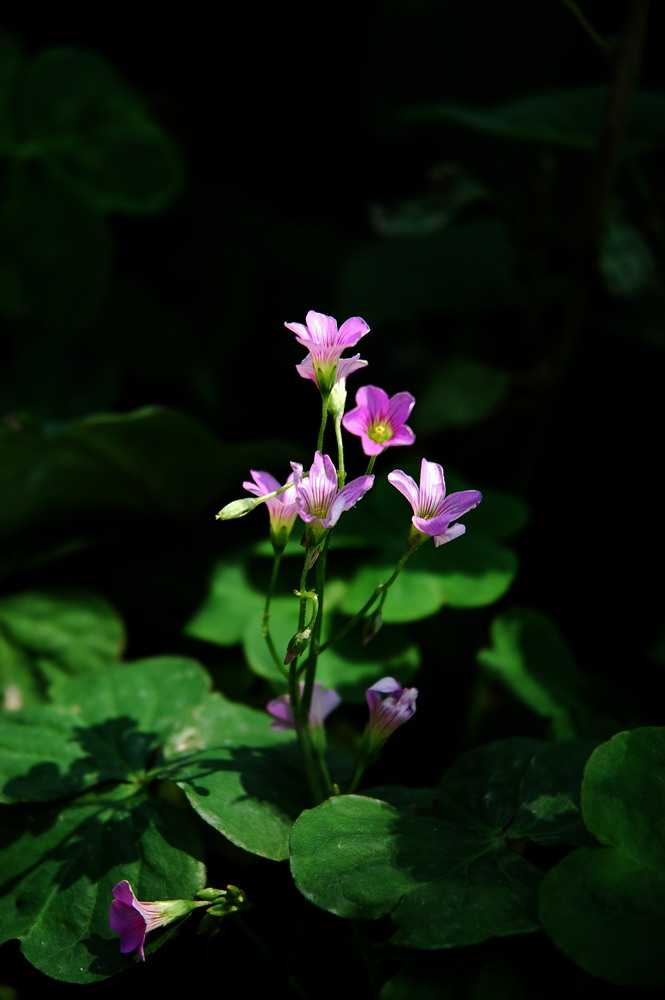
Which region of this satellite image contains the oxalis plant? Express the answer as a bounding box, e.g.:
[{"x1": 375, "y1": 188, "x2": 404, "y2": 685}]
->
[{"x1": 1, "y1": 311, "x2": 664, "y2": 995}]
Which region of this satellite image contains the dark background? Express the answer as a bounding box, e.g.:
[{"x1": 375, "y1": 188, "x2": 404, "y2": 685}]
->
[{"x1": 1, "y1": 2, "x2": 664, "y2": 996}]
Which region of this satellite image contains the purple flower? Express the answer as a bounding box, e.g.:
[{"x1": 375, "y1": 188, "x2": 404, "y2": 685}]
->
[
  {"x1": 243, "y1": 469, "x2": 298, "y2": 543},
  {"x1": 291, "y1": 452, "x2": 374, "y2": 531},
  {"x1": 109, "y1": 881, "x2": 199, "y2": 961},
  {"x1": 285, "y1": 310, "x2": 369, "y2": 394},
  {"x1": 365, "y1": 677, "x2": 418, "y2": 743},
  {"x1": 388, "y1": 458, "x2": 482, "y2": 547},
  {"x1": 267, "y1": 682, "x2": 341, "y2": 730},
  {"x1": 342, "y1": 385, "x2": 416, "y2": 456}
]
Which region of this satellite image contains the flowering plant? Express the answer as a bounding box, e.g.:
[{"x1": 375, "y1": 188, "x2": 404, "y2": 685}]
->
[{"x1": 1, "y1": 306, "x2": 650, "y2": 1000}]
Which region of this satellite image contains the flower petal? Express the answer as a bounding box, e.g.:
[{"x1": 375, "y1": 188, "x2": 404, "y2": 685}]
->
[
  {"x1": 295, "y1": 355, "x2": 317, "y2": 382},
  {"x1": 387, "y1": 424, "x2": 416, "y2": 447},
  {"x1": 412, "y1": 513, "x2": 451, "y2": 537},
  {"x1": 386, "y1": 391, "x2": 416, "y2": 427},
  {"x1": 441, "y1": 489, "x2": 483, "y2": 521},
  {"x1": 356, "y1": 384, "x2": 389, "y2": 422},
  {"x1": 387, "y1": 469, "x2": 420, "y2": 512},
  {"x1": 337, "y1": 315, "x2": 370, "y2": 347},
  {"x1": 304, "y1": 310, "x2": 338, "y2": 345},
  {"x1": 336, "y1": 354, "x2": 368, "y2": 380},
  {"x1": 243, "y1": 470, "x2": 281, "y2": 497},
  {"x1": 328, "y1": 475, "x2": 374, "y2": 525},
  {"x1": 433, "y1": 523, "x2": 466, "y2": 547},
  {"x1": 418, "y1": 459, "x2": 446, "y2": 515}
]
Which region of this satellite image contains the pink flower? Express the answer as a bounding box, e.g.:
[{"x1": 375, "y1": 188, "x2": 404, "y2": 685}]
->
[
  {"x1": 388, "y1": 458, "x2": 482, "y2": 547},
  {"x1": 243, "y1": 469, "x2": 298, "y2": 545},
  {"x1": 267, "y1": 682, "x2": 341, "y2": 730},
  {"x1": 291, "y1": 452, "x2": 374, "y2": 531},
  {"x1": 109, "y1": 881, "x2": 200, "y2": 961},
  {"x1": 285, "y1": 310, "x2": 369, "y2": 394},
  {"x1": 342, "y1": 385, "x2": 416, "y2": 456},
  {"x1": 365, "y1": 677, "x2": 418, "y2": 743}
]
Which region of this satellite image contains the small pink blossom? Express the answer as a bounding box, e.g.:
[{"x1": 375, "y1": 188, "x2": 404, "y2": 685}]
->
[
  {"x1": 388, "y1": 458, "x2": 482, "y2": 547},
  {"x1": 285, "y1": 310, "x2": 369, "y2": 394},
  {"x1": 243, "y1": 469, "x2": 298, "y2": 541},
  {"x1": 267, "y1": 683, "x2": 341, "y2": 730},
  {"x1": 291, "y1": 452, "x2": 374, "y2": 531},
  {"x1": 365, "y1": 677, "x2": 418, "y2": 744},
  {"x1": 342, "y1": 385, "x2": 416, "y2": 456},
  {"x1": 109, "y1": 881, "x2": 199, "y2": 961}
]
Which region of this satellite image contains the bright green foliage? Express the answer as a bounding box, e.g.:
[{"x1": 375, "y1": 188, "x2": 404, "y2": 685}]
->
[
  {"x1": 170, "y1": 694, "x2": 314, "y2": 861},
  {"x1": 290, "y1": 794, "x2": 542, "y2": 947},
  {"x1": 0, "y1": 792, "x2": 205, "y2": 983},
  {"x1": 540, "y1": 727, "x2": 665, "y2": 986},
  {"x1": 0, "y1": 588, "x2": 125, "y2": 709},
  {"x1": 478, "y1": 608, "x2": 593, "y2": 738},
  {"x1": 0, "y1": 657, "x2": 212, "y2": 802},
  {"x1": 403, "y1": 87, "x2": 665, "y2": 154}
]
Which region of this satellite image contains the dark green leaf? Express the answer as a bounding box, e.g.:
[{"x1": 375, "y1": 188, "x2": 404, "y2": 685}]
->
[
  {"x1": 437, "y1": 738, "x2": 597, "y2": 847},
  {"x1": 418, "y1": 359, "x2": 509, "y2": 431},
  {"x1": 477, "y1": 608, "x2": 588, "y2": 738},
  {"x1": 403, "y1": 87, "x2": 665, "y2": 154},
  {"x1": 581, "y1": 727, "x2": 665, "y2": 872},
  {"x1": 539, "y1": 846, "x2": 665, "y2": 987},
  {"x1": 20, "y1": 48, "x2": 181, "y2": 213}
]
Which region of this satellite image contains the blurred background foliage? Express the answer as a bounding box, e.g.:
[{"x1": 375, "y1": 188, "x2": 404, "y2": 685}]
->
[{"x1": 1, "y1": 1, "x2": 664, "y2": 996}]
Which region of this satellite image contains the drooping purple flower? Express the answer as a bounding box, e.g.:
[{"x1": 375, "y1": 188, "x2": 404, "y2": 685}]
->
[
  {"x1": 109, "y1": 881, "x2": 200, "y2": 961},
  {"x1": 285, "y1": 310, "x2": 370, "y2": 394},
  {"x1": 365, "y1": 677, "x2": 418, "y2": 743},
  {"x1": 342, "y1": 385, "x2": 416, "y2": 456},
  {"x1": 291, "y1": 452, "x2": 374, "y2": 531},
  {"x1": 243, "y1": 469, "x2": 298, "y2": 543},
  {"x1": 267, "y1": 682, "x2": 341, "y2": 730},
  {"x1": 388, "y1": 458, "x2": 482, "y2": 547}
]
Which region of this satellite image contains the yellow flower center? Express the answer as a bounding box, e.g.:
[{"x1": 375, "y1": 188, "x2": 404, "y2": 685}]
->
[{"x1": 368, "y1": 421, "x2": 393, "y2": 444}]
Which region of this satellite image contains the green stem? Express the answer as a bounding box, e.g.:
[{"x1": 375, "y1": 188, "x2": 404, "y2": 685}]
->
[
  {"x1": 317, "y1": 391, "x2": 330, "y2": 453},
  {"x1": 364, "y1": 455, "x2": 377, "y2": 476},
  {"x1": 348, "y1": 759, "x2": 368, "y2": 795},
  {"x1": 300, "y1": 539, "x2": 328, "y2": 722},
  {"x1": 334, "y1": 414, "x2": 346, "y2": 487},
  {"x1": 262, "y1": 553, "x2": 288, "y2": 676},
  {"x1": 561, "y1": 0, "x2": 613, "y2": 58},
  {"x1": 289, "y1": 660, "x2": 324, "y2": 804},
  {"x1": 319, "y1": 548, "x2": 413, "y2": 653}
]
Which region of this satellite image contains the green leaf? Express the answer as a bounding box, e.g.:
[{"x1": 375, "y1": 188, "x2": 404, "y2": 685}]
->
[
  {"x1": 539, "y1": 846, "x2": 665, "y2": 987},
  {"x1": 290, "y1": 795, "x2": 541, "y2": 947},
  {"x1": 477, "y1": 608, "x2": 588, "y2": 738},
  {"x1": 403, "y1": 87, "x2": 665, "y2": 154},
  {"x1": 418, "y1": 359, "x2": 509, "y2": 431},
  {"x1": 437, "y1": 738, "x2": 597, "y2": 847},
  {"x1": 341, "y1": 538, "x2": 517, "y2": 622},
  {"x1": 20, "y1": 48, "x2": 181, "y2": 213},
  {"x1": 581, "y1": 727, "x2": 665, "y2": 872},
  {"x1": 169, "y1": 693, "x2": 310, "y2": 861},
  {"x1": 0, "y1": 656, "x2": 211, "y2": 802},
  {"x1": 184, "y1": 558, "x2": 264, "y2": 646},
  {"x1": 0, "y1": 588, "x2": 124, "y2": 709},
  {"x1": 0, "y1": 407, "x2": 231, "y2": 575},
  {"x1": 0, "y1": 791, "x2": 205, "y2": 983}
]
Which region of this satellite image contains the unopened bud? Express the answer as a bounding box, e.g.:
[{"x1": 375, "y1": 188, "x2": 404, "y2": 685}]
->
[
  {"x1": 284, "y1": 627, "x2": 312, "y2": 665},
  {"x1": 362, "y1": 610, "x2": 383, "y2": 645},
  {"x1": 216, "y1": 497, "x2": 261, "y2": 520}
]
